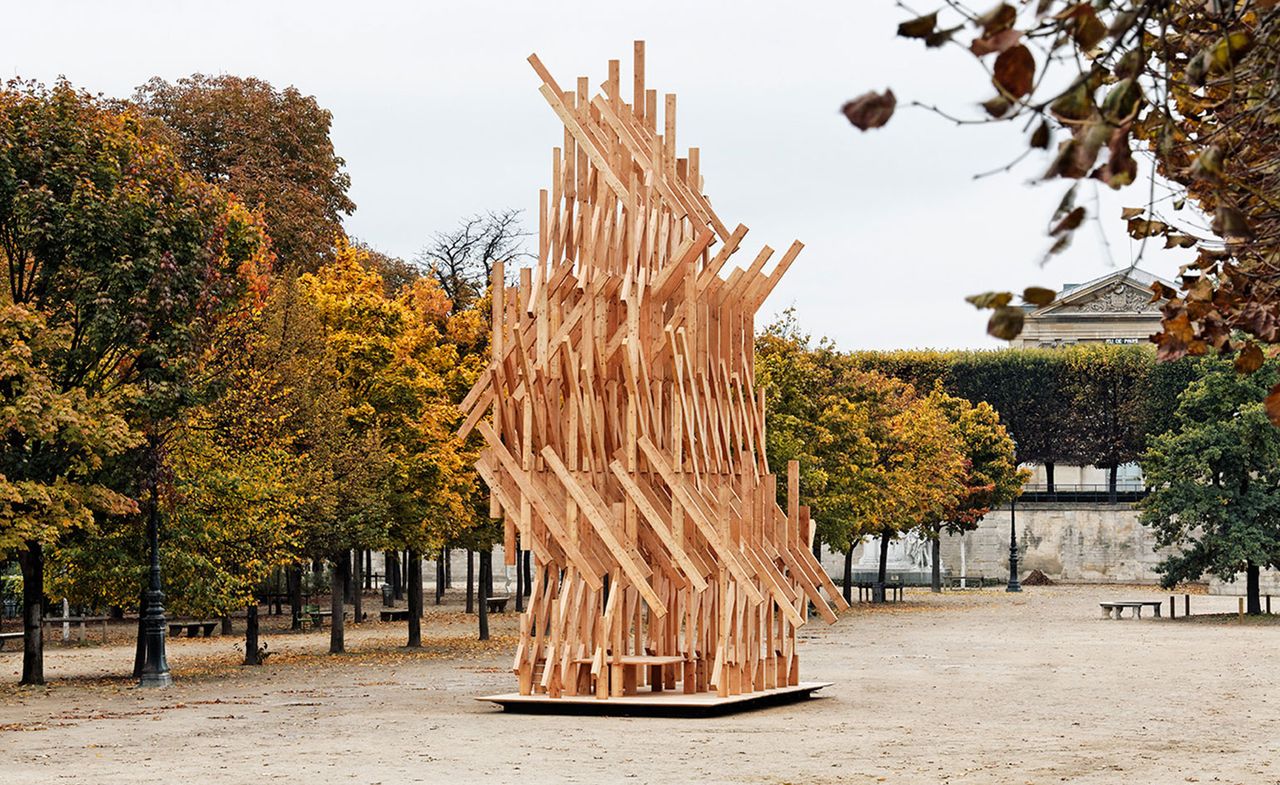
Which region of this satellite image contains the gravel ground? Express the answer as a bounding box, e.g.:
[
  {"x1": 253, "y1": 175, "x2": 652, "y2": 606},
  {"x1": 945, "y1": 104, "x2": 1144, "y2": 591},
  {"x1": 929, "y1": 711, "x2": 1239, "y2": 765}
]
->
[{"x1": 1, "y1": 585, "x2": 1277, "y2": 785}]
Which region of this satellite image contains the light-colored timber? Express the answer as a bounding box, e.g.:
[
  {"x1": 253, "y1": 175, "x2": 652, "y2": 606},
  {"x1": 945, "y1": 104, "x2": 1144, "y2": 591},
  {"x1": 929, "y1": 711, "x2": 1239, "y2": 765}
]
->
[{"x1": 458, "y1": 40, "x2": 844, "y2": 706}]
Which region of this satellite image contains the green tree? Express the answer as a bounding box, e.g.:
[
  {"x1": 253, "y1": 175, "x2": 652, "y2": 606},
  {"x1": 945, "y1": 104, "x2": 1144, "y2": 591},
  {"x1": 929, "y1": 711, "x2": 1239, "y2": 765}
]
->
[
  {"x1": 755, "y1": 311, "x2": 837, "y2": 527},
  {"x1": 924, "y1": 386, "x2": 1028, "y2": 591},
  {"x1": 136, "y1": 74, "x2": 355, "y2": 273},
  {"x1": 1140, "y1": 358, "x2": 1280, "y2": 614},
  {"x1": 163, "y1": 297, "x2": 308, "y2": 664},
  {"x1": 0, "y1": 79, "x2": 270, "y2": 684},
  {"x1": 0, "y1": 306, "x2": 138, "y2": 683}
]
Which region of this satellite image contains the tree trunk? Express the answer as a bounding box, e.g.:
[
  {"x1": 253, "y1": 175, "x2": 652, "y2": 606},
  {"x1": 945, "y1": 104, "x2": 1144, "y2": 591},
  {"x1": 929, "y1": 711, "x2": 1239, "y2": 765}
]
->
[
  {"x1": 1045, "y1": 462, "x2": 1055, "y2": 494},
  {"x1": 364, "y1": 550, "x2": 373, "y2": 590},
  {"x1": 329, "y1": 554, "x2": 347, "y2": 654},
  {"x1": 478, "y1": 549, "x2": 491, "y2": 641},
  {"x1": 407, "y1": 548, "x2": 423, "y2": 648},
  {"x1": 435, "y1": 549, "x2": 445, "y2": 605},
  {"x1": 388, "y1": 550, "x2": 402, "y2": 601},
  {"x1": 244, "y1": 604, "x2": 261, "y2": 665},
  {"x1": 1247, "y1": 560, "x2": 1262, "y2": 615},
  {"x1": 288, "y1": 565, "x2": 303, "y2": 631},
  {"x1": 876, "y1": 531, "x2": 891, "y2": 603},
  {"x1": 931, "y1": 537, "x2": 942, "y2": 593},
  {"x1": 513, "y1": 548, "x2": 523, "y2": 613},
  {"x1": 842, "y1": 548, "x2": 853, "y2": 604},
  {"x1": 343, "y1": 551, "x2": 354, "y2": 603},
  {"x1": 351, "y1": 549, "x2": 363, "y2": 624},
  {"x1": 483, "y1": 550, "x2": 494, "y2": 598},
  {"x1": 522, "y1": 551, "x2": 532, "y2": 597},
  {"x1": 465, "y1": 549, "x2": 475, "y2": 614},
  {"x1": 18, "y1": 541, "x2": 44, "y2": 685},
  {"x1": 444, "y1": 549, "x2": 453, "y2": 589},
  {"x1": 1108, "y1": 465, "x2": 1118, "y2": 503}
]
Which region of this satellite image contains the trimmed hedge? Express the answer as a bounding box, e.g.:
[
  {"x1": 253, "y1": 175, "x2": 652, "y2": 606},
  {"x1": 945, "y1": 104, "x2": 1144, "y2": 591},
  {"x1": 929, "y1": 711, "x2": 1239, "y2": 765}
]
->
[{"x1": 847, "y1": 346, "x2": 1198, "y2": 470}]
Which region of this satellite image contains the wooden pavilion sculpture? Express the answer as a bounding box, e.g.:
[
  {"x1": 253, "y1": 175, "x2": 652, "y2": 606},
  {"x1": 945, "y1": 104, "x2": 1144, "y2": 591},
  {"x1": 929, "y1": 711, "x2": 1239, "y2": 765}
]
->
[{"x1": 459, "y1": 41, "x2": 847, "y2": 703}]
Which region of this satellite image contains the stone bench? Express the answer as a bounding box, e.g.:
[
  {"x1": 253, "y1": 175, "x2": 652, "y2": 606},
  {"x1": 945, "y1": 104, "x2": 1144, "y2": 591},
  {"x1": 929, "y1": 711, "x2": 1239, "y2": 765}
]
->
[
  {"x1": 856, "y1": 580, "x2": 904, "y2": 602},
  {"x1": 486, "y1": 596, "x2": 511, "y2": 614},
  {"x1": 380, "y1": 608, "x2": 411, "y2": 622},
  {"x1": 1100, "y1": 601, "x2": 1163, "y2": 620},
  {"x1": 169, "y1": 621, "x2": 217, "y2": 637}
]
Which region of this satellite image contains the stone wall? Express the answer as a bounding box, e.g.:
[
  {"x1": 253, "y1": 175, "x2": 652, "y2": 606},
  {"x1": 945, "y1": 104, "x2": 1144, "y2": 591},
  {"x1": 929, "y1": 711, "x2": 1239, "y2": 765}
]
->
[
  {"x1": 816, "y1": 501, "x2": 1280, "y2": 596},
  {"x1": 940, "y1": 502, "x2": 1167, "y2": 584}
]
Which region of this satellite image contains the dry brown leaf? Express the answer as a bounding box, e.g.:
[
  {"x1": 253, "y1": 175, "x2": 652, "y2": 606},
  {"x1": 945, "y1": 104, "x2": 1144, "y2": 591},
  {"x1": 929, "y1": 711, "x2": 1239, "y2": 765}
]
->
[{"x1": 842, "y1": 90, "x2": 896, "y2": 131}]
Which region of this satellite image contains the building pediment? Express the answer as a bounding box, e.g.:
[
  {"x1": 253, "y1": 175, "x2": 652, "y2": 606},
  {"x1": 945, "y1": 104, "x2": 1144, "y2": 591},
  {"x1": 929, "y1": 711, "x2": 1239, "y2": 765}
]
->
[{"x1": 1031, "y1": 269, "x2": 1169, "y2": 317}]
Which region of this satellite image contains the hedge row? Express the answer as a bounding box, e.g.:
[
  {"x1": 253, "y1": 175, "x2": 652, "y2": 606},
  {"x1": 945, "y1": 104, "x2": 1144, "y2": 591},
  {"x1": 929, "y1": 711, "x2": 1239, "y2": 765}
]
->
[{"x1": 846, "y1": 345, "x2": 1199, "y2": 472}]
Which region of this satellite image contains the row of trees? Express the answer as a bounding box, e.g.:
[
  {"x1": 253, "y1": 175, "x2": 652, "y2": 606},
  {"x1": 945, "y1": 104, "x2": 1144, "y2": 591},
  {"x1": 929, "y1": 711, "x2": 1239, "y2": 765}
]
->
[
  {"x1": 846, "y1": 344, "x2": 1199, "y2": 496},
  {"x1": 843, "y1": 341, "x2": 1280, "y2": 614},
  {"x1": 756, "y1": 314, "x2": 1027, "y2": 595},
  {"x1": 0, "y1": 74, "x2": 522, "y2": 685}
]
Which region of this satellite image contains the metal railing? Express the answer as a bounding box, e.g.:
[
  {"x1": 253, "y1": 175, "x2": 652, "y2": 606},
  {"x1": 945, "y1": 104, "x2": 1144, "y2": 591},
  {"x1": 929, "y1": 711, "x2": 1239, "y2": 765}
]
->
[{"x1": 1019, "y1": 483, "x2": 1147, "y2": 503}]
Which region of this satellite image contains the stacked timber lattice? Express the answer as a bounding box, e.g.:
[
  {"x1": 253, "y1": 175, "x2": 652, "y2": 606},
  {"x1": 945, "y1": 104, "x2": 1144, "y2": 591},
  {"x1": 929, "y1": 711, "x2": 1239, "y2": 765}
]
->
[{"x1": 458, "y1": 41, "x2": 847, "y2": 702}]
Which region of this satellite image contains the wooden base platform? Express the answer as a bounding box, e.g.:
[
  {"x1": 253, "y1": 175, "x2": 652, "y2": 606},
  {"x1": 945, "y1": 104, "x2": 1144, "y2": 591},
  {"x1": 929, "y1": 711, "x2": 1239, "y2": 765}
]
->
[{"x1": 479, "y1": 682, "x2": 832, "y2": 718}]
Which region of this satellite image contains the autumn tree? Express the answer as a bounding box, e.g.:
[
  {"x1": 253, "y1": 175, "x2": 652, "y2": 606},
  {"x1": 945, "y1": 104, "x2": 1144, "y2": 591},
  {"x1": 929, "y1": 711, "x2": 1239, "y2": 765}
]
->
[
  {"x1": 0, "y1": 79, "x2": 270, "y2": 684},
  {"x1": 851, "y1": 349, "x2": 1075, "y2": 490},
  {"x1": 136, "y1": 74, "x2": 354, "y2": 273},
  {"x1": 383, "y1": 275, "x2": 486, "y2": 647},
  {"x1": 354, "y1": 239, "x2": 420, "y2": 297},
  {"x1": 755, "y1": 311, "x2": 840, "y2": 539},
  {"x1": 923, "y1": 386, "x2": 1028, "y2": 591},
  {"x1": 161, "y1": 299, "x2": 309, "y2": 665},
  {"x1": 0, "y1": 306, "x2": 138, "y2": 683},
  {"x1": 855, "y1": 1, "x2": 1280, "y2": 413},
  {"x1": 1140, "y1": 358, "x2": 1280, "y2": 614},
  {"x1": 299, "y1": 243, "x2": 402, "y2": 653},
  {"x1": 298, "y1": 239, "x2": 487, "y2": 651},
  {"x1": 758, "y1": 318, "x2": 966, "y2": 601}
]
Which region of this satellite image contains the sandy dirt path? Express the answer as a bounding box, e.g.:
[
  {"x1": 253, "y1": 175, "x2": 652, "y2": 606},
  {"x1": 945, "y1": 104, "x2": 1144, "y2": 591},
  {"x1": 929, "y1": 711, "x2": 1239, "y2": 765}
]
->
[{"x1": 1, "y1": 586, "x2": 1276, "y2": 785}]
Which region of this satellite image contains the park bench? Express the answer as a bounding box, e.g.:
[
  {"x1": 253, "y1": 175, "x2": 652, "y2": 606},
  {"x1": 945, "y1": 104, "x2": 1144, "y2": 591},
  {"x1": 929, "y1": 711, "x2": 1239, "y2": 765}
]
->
[
  {"x1": 169, "y1": 621, "x2": 217, "y2": 638},
  {"x1": 856, "y1": 580, "x2": 904, "y2": 603},
  {"x1": 1100, "y1": 600, "x2": 1163, "y2": 619},
  {"x1": 297, "y1": 606, "x2": 351, "y2": 630},
  {"x1": 949, "y1": 574, "x2": 984, "y2": 589},
  {"x1": 486, "y1": 595, "x2": 511, "y2": 613},
  {"x1": 43, "y1": 615, "x2": 110, "y2": 644},
  {"x1": 0, "y1": 631, "x2": 23, "y2": 650},
  {"x1": 305, "y1": 608, "x2": 332, "y2": 629},
  {"x1": 380, "y1": 608, "x2": 411, "y2": 622}
]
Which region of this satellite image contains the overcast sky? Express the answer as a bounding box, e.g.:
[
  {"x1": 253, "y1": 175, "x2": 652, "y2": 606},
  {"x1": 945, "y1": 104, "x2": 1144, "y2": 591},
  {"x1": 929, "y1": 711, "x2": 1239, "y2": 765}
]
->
[{"x1": 5, "y1": 0, "x2": 1191, "y2": 349}]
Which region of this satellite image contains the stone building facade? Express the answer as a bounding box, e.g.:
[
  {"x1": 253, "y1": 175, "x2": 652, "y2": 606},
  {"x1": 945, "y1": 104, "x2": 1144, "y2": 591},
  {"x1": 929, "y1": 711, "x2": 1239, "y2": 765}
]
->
[{"x1": 1010, "y1": 267, "x2": 1170, "y2": 348}]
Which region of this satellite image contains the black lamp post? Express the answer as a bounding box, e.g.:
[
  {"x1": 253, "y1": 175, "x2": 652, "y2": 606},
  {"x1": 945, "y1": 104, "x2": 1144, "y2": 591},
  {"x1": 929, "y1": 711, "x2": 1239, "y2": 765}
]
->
[
  {"x1": 138, "y1": 442, "x2": 172, "y2": 688},
  {"x1": 1006, "y1": 498, "x2": 1021, "y2": 593}
]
